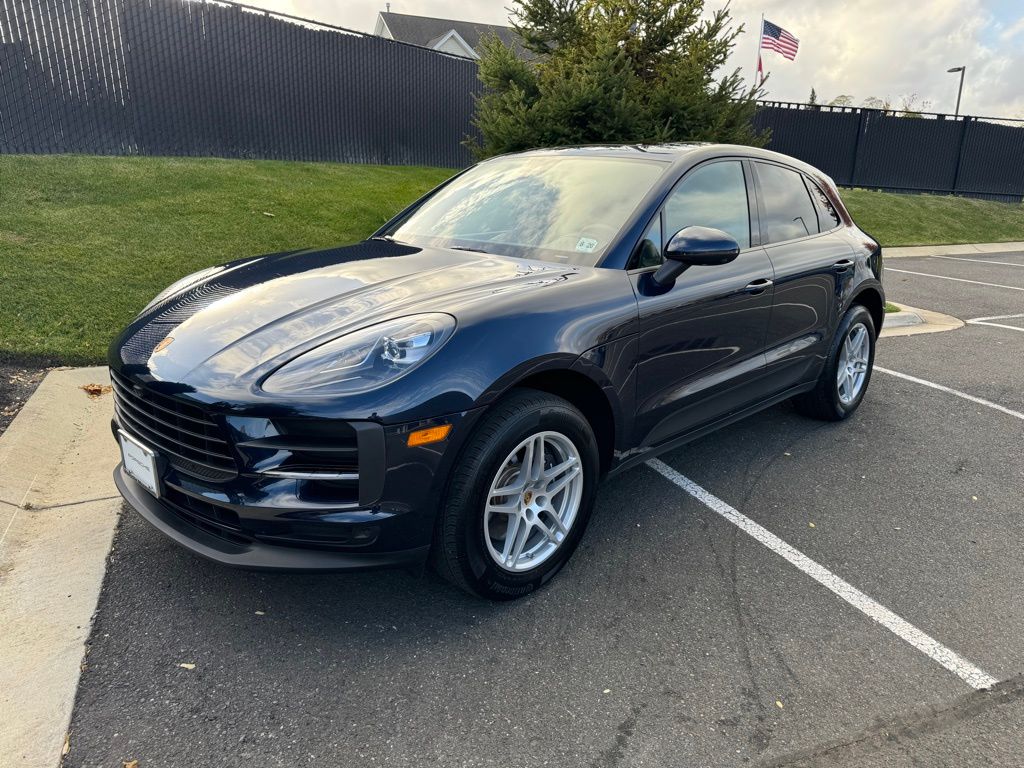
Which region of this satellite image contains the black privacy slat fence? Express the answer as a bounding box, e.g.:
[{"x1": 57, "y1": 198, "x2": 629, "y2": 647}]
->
[
  {"x1": 3, "y1": 0, "x2": 1024, "y2": 199},
  {"x1": 0, "y1": 0, "x2": 481, "y2": 167},
  {"x1": 753, "y1": 102, "x2": 1024, "y2": 202}
]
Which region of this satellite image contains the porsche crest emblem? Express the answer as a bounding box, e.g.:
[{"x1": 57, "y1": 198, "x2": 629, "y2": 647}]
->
[{"x1": 153, "y1": 336, "x2": 175, "y2": 354}]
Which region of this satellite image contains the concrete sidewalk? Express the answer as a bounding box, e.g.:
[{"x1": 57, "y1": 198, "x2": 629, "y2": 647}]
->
[
  {"x1": 0, "y1": 367, "x2": 121, "y2": 767},
  {"x1": 885, "y1": 241, "x2": 1024, "y2": 258}
]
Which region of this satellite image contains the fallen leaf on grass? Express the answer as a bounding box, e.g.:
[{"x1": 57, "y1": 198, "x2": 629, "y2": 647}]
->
[
  {"x1": 81, "y1": 383, "x2": 112, "y2": 398},
  {"x1": 178, "y1": 663, "x2": 196, "y2": 670}
]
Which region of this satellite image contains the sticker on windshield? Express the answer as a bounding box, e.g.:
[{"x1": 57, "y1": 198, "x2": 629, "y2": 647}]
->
[{"x1": 575, "y1": 237, "x2": 599, "y2": 253}]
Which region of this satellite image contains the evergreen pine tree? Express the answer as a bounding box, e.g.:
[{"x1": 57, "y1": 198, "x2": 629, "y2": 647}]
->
[{"x1": 469, "y1": 0, "x2": 767, "y2": 157}]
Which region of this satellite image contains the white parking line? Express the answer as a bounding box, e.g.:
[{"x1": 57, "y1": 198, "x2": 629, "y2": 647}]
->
[
  {"x1": 885, "y1": 267, "x2": 1024, "y2": 292},
  {"x1": 966, "y1": 313, "x2": 1024, "y2": 334},
  {"x1": 646, "y1": 459, "x2": 998, "y2": 690},
  {"x1": 931, "y1": 255, "x2": 1024, "y2": 268},
  {"x1": 874, "y1": 367, "x2": 1024, "y2": 421}
]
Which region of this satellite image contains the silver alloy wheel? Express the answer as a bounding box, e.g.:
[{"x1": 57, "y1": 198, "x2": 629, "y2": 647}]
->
[
  {"x1": 837, "y1": 322, "x2": 871, "y2": 405},
  {"x1": 484, "y1": 430, "x2": 584, "y2": 573}
]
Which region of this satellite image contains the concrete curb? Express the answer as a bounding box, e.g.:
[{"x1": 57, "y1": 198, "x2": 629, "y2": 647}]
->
[
  {"x1": 885, "y1": 241, "x2": 1024, "y2": 258},
  {"x1": 879, "y1": 303, "x2": 964, "y2": 338},
  {"x1": 0, "y1": 367, "x2": 121, "y2": 767},
  {"x1": 880, "y1": 309, "x2": 924, "y2": 329}
]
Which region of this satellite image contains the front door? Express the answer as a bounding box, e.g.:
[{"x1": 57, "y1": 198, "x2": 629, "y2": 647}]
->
[{"x1": 632, "y1": 160, "x2": 776, "y2": 449}]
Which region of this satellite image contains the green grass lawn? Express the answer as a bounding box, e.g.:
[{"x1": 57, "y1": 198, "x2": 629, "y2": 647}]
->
[
  {"x1": 842, "y1": 188, "x2": 1024, "y2": 246},
  {"x1": 2, "y1": 154, "x2": 1023, "y2": 364},
  {"x1": 0, "y1": 155, "x2": 451, "y2": 364}
]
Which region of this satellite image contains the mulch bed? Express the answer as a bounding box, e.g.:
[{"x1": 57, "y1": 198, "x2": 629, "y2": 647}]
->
[{"x1": 0, "y1": 356, "x2": 51, "y2": 437}]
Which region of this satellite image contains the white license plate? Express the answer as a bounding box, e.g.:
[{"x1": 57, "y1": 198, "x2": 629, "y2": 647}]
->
[{"x1": 119, "y1": 429, "x2": 160, "y2": 498}]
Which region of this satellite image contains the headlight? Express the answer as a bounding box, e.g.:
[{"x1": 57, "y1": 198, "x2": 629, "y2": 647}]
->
[
  {"x1": 139, "y1": 265, "x2": 225, "y2": 316},
  {"x1": 261, "y1": 313, "x2": 456, "y2": 395}
]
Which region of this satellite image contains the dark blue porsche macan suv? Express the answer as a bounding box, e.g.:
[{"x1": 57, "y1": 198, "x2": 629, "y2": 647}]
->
[{"x1": 110, "y1": 144, "x2": 884, "y2": 600}]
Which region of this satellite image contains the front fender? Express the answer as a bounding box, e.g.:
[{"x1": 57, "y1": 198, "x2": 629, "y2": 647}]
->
[{"x1": 470, "y1": 334, "x2": 638, "y2": 460}]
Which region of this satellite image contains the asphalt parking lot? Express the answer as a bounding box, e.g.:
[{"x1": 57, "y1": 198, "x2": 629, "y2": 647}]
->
[{"x1": 65, "y1": 251, "x2": 1024, "y2": 768}]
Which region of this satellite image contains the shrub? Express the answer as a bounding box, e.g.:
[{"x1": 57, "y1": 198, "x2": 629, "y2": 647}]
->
[{"x1": 469, "y1": 0, "x2": 767, "y2": 158}]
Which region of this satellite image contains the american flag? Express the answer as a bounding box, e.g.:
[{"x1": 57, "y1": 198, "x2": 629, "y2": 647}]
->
[{"x1": 761, "y1": 19, "x2": 799, "y2": 61}]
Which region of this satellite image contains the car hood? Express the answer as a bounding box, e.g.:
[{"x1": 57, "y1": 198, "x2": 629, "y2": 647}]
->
[{"x1": 115, "y1": 239, "x2": 583, "y2": 389}]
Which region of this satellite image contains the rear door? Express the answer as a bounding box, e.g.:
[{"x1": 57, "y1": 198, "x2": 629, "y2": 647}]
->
[
  {"x1": 752, "y1": 161, "x2": 854, "y2": 389},
  {"x1": 631, "y1": 159, "x2": 776, "y2": 448}
]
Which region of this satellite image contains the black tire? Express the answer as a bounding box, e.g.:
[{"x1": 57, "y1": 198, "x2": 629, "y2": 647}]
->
[
  {"x1": 793, "y1": 304, "x2": 876, "y2": 421},
  {"x1": 432, "y1": 388, "x2": 600, "y2": 600}
]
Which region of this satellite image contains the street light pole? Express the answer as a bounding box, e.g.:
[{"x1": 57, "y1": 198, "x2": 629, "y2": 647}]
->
[{"x1": 947, "y1": 66, "x2": 965, "y2": 118}]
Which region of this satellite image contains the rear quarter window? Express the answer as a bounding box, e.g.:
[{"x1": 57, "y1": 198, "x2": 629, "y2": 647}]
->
[{"x1": 806, "y1": 178, "x2": 841, "y2": 231}]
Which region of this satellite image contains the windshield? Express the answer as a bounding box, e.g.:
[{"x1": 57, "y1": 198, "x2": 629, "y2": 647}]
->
[{"x1": 388, "y1": 155, "x2": 668, "y2": 267}]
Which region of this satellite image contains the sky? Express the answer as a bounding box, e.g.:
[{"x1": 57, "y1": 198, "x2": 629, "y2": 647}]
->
[{"x1": 239, "y1": 0, "x2": 1024, "y2": 119}]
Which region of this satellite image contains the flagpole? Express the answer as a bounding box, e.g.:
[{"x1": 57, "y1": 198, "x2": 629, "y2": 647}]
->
[{"x1": 753, "y1": 13, "x2": 764, "y2": 88}]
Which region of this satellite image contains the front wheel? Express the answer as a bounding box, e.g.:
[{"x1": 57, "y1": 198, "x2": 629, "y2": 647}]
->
[
  {"x1": 432, "y1": 389, "x2": 599, "y2": 600},
  {"x1": 794, "y1": 305, "x2": 876, "y2": 421}
]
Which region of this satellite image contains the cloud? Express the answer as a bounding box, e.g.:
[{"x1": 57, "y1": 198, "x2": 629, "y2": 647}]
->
[
  {"x1": 237, "y1": 0, "x2": 509, "y2": 35},
  {"x1": 999, "y1": 15, "x2": 1024, "y2": 39},
  {"x1": 725, "y1": 0, "x2": 1024, "y2": 118},
  {"x1": 242, "y1": 0, "x2": 1024, "y2": 118}
]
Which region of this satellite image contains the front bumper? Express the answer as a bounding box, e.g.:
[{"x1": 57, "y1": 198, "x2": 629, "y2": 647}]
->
[
  {"x1": 109, "y1": 368, "x2": 484, "y2": 570},
  {"x1": 115, "y1": 466, "x2": 429, "y2": 571}
]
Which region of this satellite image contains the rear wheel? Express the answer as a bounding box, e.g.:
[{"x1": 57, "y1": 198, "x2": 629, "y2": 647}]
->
[
  {"x1": 433, "y1": 389, "x2": 599, "y2": 600},
  {"x1": 794, "y1": 304, "x2": 876, "y2": 421}
]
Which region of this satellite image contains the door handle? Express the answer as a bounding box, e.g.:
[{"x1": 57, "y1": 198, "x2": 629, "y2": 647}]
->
[
  {"x1": 832, "y1": 259, "x2": 855, "y2": 272},
  {"x1": 742, "y1": 278, "x2": 773, "y2": 294}
]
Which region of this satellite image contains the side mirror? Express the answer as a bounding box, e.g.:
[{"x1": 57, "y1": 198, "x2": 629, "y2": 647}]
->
[{"x1": 652, "y1": 226, "x2": 741, "y2": 287}]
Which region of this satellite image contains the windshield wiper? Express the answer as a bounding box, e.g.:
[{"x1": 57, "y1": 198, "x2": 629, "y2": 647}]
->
[
  {"x1": 373, "y1": 236, "x2": 491, "y2": 255},
  {"x1": 447, "y1": 245, "x2": 492, "y2": 254}
]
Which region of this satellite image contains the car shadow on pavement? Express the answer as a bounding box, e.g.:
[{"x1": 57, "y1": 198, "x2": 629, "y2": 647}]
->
[{"x1": 100, "y1": 400, "x2": 830, "y2": 642}]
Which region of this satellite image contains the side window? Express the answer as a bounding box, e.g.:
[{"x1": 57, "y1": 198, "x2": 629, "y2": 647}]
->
[
  {"x1": 756, "y1": 163, "x2": 820, "y2": 243},
  {"x1": 635, "y1": 214, "x2": 663, "y2": 269},
  {"x1": 663, "y1": 161, "x2": 751, "y2": 250},
  {"x1": 807, "y1": 178, "x2": 841, "y2": 231}
]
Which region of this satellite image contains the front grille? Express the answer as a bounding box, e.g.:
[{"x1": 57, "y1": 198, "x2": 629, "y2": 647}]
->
[
  {"x1": 162, "y1": 484, "x2": 376, "y2": 550},
  {"x1": 162, "y1": 485, "x2": 251, "y2": 546},
  {"x1": 234, "y1": 420, "x2": 362, "y2": 505},
  {"x1": 111, "y1": 369, "x2": 238, "y2": 481}
]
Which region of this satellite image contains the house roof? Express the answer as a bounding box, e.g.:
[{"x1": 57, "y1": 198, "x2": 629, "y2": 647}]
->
[{"x1": 378, "y1": 11, "x2": 529, "y2": 58}]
